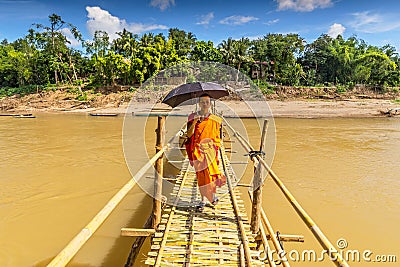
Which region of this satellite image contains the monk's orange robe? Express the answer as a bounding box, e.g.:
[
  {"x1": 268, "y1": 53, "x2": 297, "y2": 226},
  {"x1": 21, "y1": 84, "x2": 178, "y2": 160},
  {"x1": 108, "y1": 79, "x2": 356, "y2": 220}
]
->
[{"x1": 185, "y1": 113, "x2": 223, "y2": 202}]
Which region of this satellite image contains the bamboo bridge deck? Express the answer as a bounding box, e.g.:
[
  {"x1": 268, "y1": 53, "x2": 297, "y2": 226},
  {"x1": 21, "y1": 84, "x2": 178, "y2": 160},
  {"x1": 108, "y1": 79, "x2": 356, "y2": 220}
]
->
[{"x1": 145, "y1": 150, "x2": 265, "y2": 267}]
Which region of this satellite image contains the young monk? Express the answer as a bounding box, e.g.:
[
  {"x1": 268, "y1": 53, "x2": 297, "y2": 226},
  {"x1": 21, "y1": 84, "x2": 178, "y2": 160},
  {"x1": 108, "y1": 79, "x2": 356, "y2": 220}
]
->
[{"x1": 185, "y1": 94, "x2": 226, "y2": 211}]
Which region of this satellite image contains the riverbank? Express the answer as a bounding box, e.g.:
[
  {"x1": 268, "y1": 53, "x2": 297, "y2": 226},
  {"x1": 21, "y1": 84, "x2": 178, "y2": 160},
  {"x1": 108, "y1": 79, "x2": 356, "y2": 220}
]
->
[{"x1": 1, "y1": 89, "x2": 399, "y2": 118}]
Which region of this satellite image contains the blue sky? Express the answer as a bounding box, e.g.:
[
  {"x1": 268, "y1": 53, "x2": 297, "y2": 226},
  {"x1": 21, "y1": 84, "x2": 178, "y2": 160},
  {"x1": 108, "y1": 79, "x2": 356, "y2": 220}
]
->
[{"x1": 1, "y1": 0, "x2": 400, "y2": 50}]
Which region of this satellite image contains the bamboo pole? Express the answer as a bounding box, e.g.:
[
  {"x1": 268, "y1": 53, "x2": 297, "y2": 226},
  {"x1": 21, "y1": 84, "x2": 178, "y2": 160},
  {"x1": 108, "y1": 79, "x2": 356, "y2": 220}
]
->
[
  {"x1": 125, "y1": 128, "x2": 183, "y2": 267},
  {"x1": 185, "y1": 213, "x2": 194, "y2": 267},
  {"x1": 250, "y1": 120, "x2": 268, "y2": 233},
  {"x1": 121, "y1": 228, "x2": 156, "y2": 237},
  {"x1": 239, "y1": 244, "x2": 246, "y2": 267},
  {"x1": 223, "y1": 118, "x2": 350, "y2": 267},
  {"x1": 258, "y1": 221, "x2": 277, "y2": 267},
  {"x1": 237, "y1": 183, "x2": 252, "y2": 187},
  {"x1": 259, "y1": 119, "x2": 268, "y2": 152},
  {"x1": 154, "y1": 164, "x2": 190, "y2": 267},
  {"x1": 152, "y1": 116, "x2": 165, "y2": 228},
  {"x1": 220, "y1": 148, "x2": 253, "y2": 267},
  {"x1": 47, "y1": 148, "x2": 166, "y2": 267},
  {"x1": 248, "y1": 189, "x2": 290, "y2": 267},
  {"x1": 251, "y1": 119, "x2": 268, "y2": 234},
  {"x1": 266, "y1": 234, "x2": 304, "y2": 243},
  {"x1": 250, "y1": 161, "x2": 262, "y2": 234}
]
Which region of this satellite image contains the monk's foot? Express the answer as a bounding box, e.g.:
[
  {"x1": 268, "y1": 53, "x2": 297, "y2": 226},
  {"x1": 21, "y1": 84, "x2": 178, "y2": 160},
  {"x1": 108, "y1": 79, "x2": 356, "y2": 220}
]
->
[
  {"x1": 196, "y1": 202, "x2": 206, "y2": 212},
  {"x1": 211, "y1": 197, "x2": 219, "y2": 206}
]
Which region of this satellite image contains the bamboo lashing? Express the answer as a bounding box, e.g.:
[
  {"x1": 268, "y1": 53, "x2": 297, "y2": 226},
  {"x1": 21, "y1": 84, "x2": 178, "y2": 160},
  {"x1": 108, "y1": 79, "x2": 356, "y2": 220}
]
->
[{"x1": 222, "y1": 117, "x2": 350, "y2": 267}]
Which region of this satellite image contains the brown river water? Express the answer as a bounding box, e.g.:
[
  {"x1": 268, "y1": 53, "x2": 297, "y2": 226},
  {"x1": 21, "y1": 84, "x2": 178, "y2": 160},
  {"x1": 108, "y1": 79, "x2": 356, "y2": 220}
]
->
[{"x1": 0, "y1": 113, "x2": 399, "y2": 267}]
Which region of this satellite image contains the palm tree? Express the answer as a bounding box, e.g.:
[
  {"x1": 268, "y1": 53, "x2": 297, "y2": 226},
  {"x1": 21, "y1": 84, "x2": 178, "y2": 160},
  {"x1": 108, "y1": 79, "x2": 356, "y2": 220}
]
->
[
  {"x1": 219, "y1": 37, "x2": 235, "y2": 66},
  {"x1": 232, "y1": 37, "x2": 252, "y2": 73}
]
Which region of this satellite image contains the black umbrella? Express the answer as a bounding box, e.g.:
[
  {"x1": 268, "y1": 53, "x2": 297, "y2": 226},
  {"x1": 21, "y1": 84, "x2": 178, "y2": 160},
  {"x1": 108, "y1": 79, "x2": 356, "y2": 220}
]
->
[{"x1": 162, "y1": 82, "x2": 229, "y2": 108}]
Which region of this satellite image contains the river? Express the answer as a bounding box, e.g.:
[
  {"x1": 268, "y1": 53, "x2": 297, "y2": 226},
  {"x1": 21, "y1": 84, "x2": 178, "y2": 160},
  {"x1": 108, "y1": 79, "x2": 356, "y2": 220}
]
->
[{"x1": 0, "y1": 114, "x2": 399, "y2": 266}]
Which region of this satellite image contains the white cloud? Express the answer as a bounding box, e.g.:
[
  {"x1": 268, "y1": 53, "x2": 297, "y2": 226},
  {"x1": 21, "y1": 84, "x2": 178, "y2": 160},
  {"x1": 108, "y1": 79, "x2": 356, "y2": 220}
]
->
[
  {"x1": 276, "y1": 0, "x2": 332, "y2": 12},
  {"x1": 327, "y1": 23, "x2": 345, "y2": 38},
  {"x1": 86, "y1": 6, "x2": 168, "y2": 40},
  {"x1": 219, "y1": 15, "x2": 259, "y2": 25},
  {"x1": 196, "y1": 12, "x2": 214, "y2": 25},
  {"x1": 150, "y1": 0, "x2": 174, "y2": 11},
  {"x1": 351, "y1": 11, "x2": 380, "y2": 29},
  {"x1": 264, "y1": 19, "x2": 280, "y2": 25},
  {"x1": 60, "y1": 28, "x2": 80, "y2": 47},
  {"x1": 350, "y1": 11, "x2": 400, "y2": 33}
]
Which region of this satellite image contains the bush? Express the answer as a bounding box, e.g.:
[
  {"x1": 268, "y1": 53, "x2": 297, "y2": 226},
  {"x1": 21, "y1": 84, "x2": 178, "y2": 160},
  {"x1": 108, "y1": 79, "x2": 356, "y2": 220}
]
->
[
  {"x1": 254, "y1": 80, "x2": 276, "y2": 94},
  {"x1": 76, "y1": 92, "x2": 88, "y2": 102},
  {"x1": 0, "y1": 85, "x2": 44, "y2": 97},
  {"x1": 336, "y1": 85, "x2": 347, "y2": 93},
  {"x1": 346, "y1": 82, "x2": 355, "y2": 90}
]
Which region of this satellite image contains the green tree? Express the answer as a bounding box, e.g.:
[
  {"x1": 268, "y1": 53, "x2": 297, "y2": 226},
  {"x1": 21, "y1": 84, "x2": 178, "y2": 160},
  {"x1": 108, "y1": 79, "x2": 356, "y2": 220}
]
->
[
  {"x1": 190, "y1": 40, "x2": 222, "y2": 62},
  {"x1": 254, "y1": 33, "x2": 304, "y2": 85},
  {"x1": 85, "y1": 30, "x2": 110, "y2": 57},
  {"x1": 232, "y1": 37, "x2": 252, "y2": 74},
  {"x1": 0, "y1": 39, "x2": 38, "y2": 88},
  {"x1": 354, "y1": 47, "x2": 397, "y2": 86},
  {"x1": 85, "y1": 31, "x2": 111, "y2": 85},
  {"x1": 168, "y1": 28, "x2": 196, "y2": 58},
  {"x1": 112, "y1": 29, "x2": 139, "y2": 58},
  {"x1": 219, "y1": 37, "x2": 235, "y2": 66},
  {"x1": 301, "y1": 34, "x2": 399, "y2": 87},
  {"x1": 29, "y1": 13, "x2": 82, "y2": 85}
]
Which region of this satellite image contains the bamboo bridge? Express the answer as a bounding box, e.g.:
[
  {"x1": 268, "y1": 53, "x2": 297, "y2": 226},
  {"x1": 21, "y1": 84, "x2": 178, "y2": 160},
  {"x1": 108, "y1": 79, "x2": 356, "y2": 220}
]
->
[
  {"x1": 47, "y1": 115, "x2": 350, "y2": 267},
  {"x1": 144, "y1": 149, "x2": 264, "y2": 266}
]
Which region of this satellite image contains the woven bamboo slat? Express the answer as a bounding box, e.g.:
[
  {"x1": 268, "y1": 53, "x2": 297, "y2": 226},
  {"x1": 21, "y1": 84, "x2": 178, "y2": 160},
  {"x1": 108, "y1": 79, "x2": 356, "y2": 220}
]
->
[{"x1": 146, "y1": 152, "x2": 266, "y2": 267}]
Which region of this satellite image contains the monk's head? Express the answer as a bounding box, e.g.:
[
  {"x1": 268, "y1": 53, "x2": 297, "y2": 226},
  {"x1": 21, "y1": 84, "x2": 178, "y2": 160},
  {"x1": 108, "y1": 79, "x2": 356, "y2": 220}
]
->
[{"x1": 198, "y1": 94, "x2": 211, "y2": 112}]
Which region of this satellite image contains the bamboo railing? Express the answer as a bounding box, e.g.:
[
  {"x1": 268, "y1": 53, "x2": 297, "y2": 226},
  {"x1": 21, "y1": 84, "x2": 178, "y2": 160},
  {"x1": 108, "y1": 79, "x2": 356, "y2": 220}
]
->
[
  {"x1": 47, "y1": 148, "x2": 165, "y2": 267},
  {"x1": 222, "y1": 117, "x2": 350, "y2": 267},
  {"x1": 48, "y1": 116, "x2": 177, "y2": 267}
]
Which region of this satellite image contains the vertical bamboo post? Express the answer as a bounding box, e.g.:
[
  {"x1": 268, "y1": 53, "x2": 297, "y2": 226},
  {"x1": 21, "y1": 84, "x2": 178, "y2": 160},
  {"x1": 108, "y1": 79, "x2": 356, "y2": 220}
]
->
[
  {"x1": 259, "y1": 120, "x2": 268, "y2": 153},
  {"x1": 251, "y1": 119, "x2": 268, "y2": 234},
  {"x1": 152, "y1": 116, "x2": 165, "y2": 229}
]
